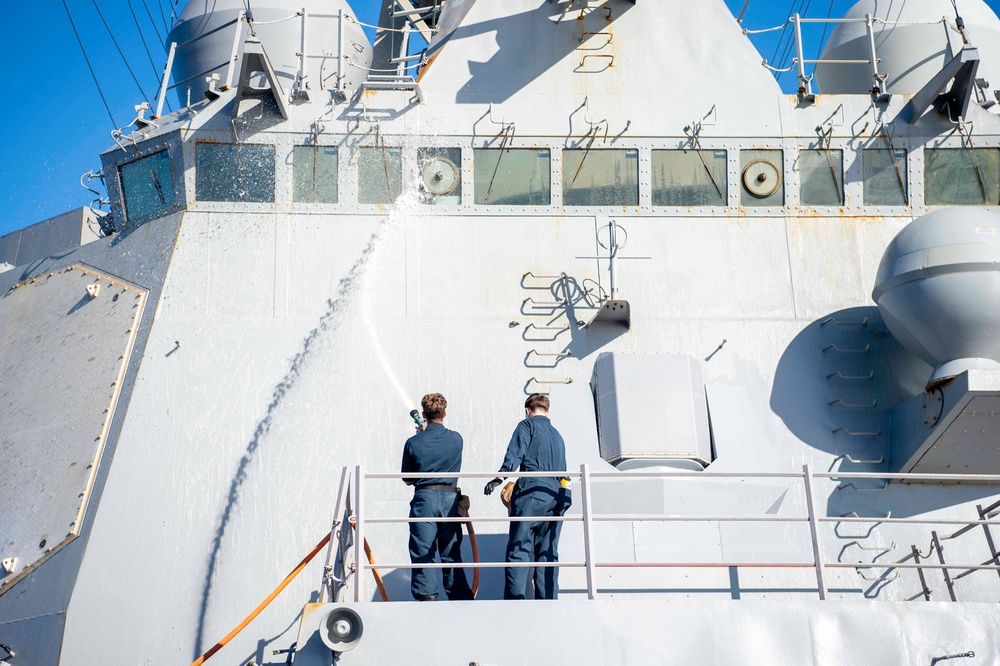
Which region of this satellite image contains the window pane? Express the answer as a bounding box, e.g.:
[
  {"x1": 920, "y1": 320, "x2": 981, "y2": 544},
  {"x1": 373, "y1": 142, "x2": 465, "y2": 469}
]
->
[
  {"x1": 474, "y1": 149, "x2": 550, "y2": 205},
  {"x1": 120, "y1": 150, "x2": 175, "y2": 221},
  {"x1": 563, "y1": 149, "x2": 638, "y2": 206},
  {"x1": 799, "y1": 149, "x2": 844, "y2": 206},
  {"x1": 293, "y1": 145, "x2": 338, "y2": 203},
  {"x1": 740, "y1": 149, "x2": 784, "y2": 206},
  {"x1": 418, "y1": 147, "x2": 462, "y2": 205},
  {"x1": 358, "y1": 147, "x2": 402, "y2": 204},
  {"x1": 863, "y1": 149, "x2": 908, "y2": 206},
  {"x1": 652, "y1": 149, "x2": 726, "y2": 206},
  {"x1": 195, "y1": 143, "x2": 275, "y2": 202},
  {"x1": 925, "y1": 148, "x2": 1000, "y2": 205}
]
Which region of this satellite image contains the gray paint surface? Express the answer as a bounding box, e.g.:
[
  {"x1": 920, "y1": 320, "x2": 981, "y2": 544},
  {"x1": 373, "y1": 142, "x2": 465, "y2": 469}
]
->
[
  {"x1": 3, "y1": 0, "x2": 1000, "y2": 664},
  {"x1": 293, "y1": 599, "x2": 1000, "y2": 665}
]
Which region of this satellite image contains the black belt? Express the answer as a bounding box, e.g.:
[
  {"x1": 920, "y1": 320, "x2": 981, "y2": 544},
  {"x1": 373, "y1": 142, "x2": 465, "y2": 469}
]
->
[{"x1": 416, "y1": 484, "x2": 460, "y2": 493}]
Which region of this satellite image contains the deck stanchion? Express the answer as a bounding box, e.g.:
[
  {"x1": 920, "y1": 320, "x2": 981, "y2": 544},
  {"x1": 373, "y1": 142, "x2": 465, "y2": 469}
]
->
[
  {"x1": 580, "y1": 464, "x2": 598, "y2": 599},
  {"x1": 803, "y1": 464, "x2": 828, "y2": 600},
  {"x1": 354, "y1": 464, "x2": 365, "y2": 603}
]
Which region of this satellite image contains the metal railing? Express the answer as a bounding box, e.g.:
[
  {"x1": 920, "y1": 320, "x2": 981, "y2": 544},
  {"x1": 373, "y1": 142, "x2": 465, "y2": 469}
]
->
[
  {"x1": 152, "y1": 9, "x2": 352, "y2": 119},
  {"x1": 324, "y1": 465, "x2": 1000, "y2": 603},
  {"x1": 746, "y1": 13, "x2": 952, "y2": 99}
]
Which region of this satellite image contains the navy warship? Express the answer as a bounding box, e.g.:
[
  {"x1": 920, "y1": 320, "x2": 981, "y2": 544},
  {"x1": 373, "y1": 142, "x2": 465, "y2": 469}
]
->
[{"x1": 3, "y1": 0, "x2": 1000, "y2": 664}]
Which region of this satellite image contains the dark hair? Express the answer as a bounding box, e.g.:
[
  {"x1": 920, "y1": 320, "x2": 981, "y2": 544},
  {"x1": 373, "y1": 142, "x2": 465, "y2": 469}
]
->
[
  {"x1": 421, "y1": 393, "x2": 447, "y2": 421},
  {"x1": 524, "y1": 393, "x2": 550, "y2": 413}
]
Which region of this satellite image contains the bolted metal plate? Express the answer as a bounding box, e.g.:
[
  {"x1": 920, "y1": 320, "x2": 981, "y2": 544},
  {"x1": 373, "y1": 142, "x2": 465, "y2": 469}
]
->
[
  {"x1": 912, "y1": 395, "x2": 1000, "y2": 475},
  {"x1": 0, "y1": 265, "x2": 147, "y2": 594}
]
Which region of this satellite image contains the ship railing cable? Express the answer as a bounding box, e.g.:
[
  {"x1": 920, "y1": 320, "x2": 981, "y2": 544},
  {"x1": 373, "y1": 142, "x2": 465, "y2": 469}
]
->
[{"x1": 743, "y1": 23, "x2": 788, "y2": 35}]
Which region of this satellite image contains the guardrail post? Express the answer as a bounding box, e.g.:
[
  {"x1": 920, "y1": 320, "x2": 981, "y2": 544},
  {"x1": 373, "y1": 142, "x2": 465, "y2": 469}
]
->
[
  {"x1": 337, "y1": 8, "x2": 345, "y2": 91},
  {"x1": 802, "y1": 464, "x2": 828, "y2": 600},
  {"x1": 224, "y1": 10, "x2": 245, "y2": 91},
  {"x1": 154, "y1": 41, "x2": 177, "y2": 118},
  {"x1": 296, "y1": 7, "x2": 307, "y2": 98},
  {"x1": 354, "y1": 464, "x2": 365, "y2": 602},
  {"x1": 579, "y1": 463, "x2": 597, "y2": 599},
  {"x1": 864, "y1": 13, "x2": 885, "y2": 95},
  {"x1": 792, "y1": 13, "x2": 812, "y2": 97}
]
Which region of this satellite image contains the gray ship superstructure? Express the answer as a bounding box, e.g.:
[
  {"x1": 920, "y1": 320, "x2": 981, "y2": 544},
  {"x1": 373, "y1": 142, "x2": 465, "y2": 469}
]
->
[{"x1": 3, "y1": 0, "x2": 1000, "y2": 664}]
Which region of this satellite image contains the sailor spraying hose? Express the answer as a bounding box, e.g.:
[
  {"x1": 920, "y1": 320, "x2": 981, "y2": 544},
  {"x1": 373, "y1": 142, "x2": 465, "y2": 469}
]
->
[{"x1": 400, "y1": 393, "x2": 475, "y2": 601}]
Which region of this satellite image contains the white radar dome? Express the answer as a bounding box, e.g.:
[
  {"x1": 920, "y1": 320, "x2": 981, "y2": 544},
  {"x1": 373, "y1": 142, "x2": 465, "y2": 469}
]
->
[
  {"x1": 873, "y1": 208, "x2": 1000, "y2": 389},
  {"x1": 168, "y1": 0, "x2": 372, "y2": 104},
  {"x1": 814, "y1": 0, "x2": 1000, "y2": 97}
]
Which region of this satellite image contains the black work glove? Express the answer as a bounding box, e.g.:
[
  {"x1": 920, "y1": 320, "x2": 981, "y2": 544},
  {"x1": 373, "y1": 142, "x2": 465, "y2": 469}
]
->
[{"x1": 484, "y1": 477, "x2": 503, "y2": 495}]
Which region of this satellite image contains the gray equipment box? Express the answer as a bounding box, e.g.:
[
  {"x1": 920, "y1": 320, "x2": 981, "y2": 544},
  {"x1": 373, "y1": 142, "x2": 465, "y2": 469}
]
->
[{"x1": 592, "y1": 353, "x2": 712, "y2": 469}]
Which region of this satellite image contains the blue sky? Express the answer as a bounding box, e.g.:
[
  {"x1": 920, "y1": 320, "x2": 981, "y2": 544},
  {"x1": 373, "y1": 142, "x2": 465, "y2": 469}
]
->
[{"x1": 0, "y1": 0, "x2": 997, "y2": 235}]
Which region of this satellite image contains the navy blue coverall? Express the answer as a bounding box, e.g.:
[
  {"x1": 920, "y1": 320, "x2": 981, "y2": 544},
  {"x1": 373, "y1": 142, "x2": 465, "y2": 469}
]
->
[
  {"x1": 400, "y1": 423, "x2": 473, "y2": 601},
  {"x1": 498, "y1": 415, "x2": 572, "y2": 600}
]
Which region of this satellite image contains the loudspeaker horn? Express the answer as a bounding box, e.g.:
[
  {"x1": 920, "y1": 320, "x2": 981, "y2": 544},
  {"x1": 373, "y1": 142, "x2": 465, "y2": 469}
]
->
[{"x1": 319, "y1": 606, "x2": 364, "y2": 653}]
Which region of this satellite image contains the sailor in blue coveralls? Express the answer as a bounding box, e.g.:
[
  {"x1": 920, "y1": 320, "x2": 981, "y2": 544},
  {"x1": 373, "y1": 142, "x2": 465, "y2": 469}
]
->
[
  {"x1": 400, "y1": 393, "x2": 474, "y2": 601},
  {"x1": 484, "y1": 393, "x2": 572, "y2": 600}
]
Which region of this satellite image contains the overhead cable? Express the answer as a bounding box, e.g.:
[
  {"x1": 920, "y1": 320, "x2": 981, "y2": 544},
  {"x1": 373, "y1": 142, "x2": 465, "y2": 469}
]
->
[
  {"x1": 767, "y1": 0, "x2": 800, "y2": 76},
  {"x1": 126, "y1": 0, "x2": 165, "y2": 84},
  {"x1": 91, "y1": 0, "x2": 152, "y2": 104},
  {"x1": 814, "y1": 0, "x2": 836, "y2": 62},
  {"x1": 155, "y1": 0, "x2": 171, "y2": 34},
  {"x1": 61, "y1": 0, "x2": 119, "y2": 128},
  {"x1": 776, "y1": 0, "x2": 814, "y2": 81},
  {"x1": 141, "y1": 0, "x2": 166, "y2": 46}
]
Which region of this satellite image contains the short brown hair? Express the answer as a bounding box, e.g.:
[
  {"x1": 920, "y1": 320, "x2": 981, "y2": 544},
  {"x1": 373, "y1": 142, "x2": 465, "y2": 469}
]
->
[
  {"x1": 421, "y1": 393, "x2": 447, "y2": 421},
  {"x1": 524, "y1": 393, "x2": 550, "y2": 413}
]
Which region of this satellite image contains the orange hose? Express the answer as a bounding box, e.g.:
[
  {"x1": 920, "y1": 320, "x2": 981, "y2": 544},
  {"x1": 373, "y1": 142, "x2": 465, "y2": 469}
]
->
[
  {"x1": 466, "y1": 519, "x2": 481, "y2": 598},
  {"x1": 190, "y1": 532, "x2": 331, "y2": 666},
  {"x1": 191, "y1": 509, "x2": 482, "y2": 666},
  {"x1": 362, "y1": 536, "x2": 390, "y2": 602}
]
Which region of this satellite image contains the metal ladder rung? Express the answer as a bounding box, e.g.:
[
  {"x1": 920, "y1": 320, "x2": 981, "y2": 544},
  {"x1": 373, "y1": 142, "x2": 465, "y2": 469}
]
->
[
  {"x1": 821, "y1": 316, "x2": 869, "y2": 327},
  {"x1": 829, "y1": 398, "x2": 878, "y2": 408},
  {"x1": 523, "y1": 298, "x2": 568, "y2": 308},
  {"x1": 831, "y1": 426, "x2": 882, "y2": 436},
  {"x1": 528, "y1": 377, "x2": 574, "y2": 385},
  {"x1": 834, "y1": 454, "x2": 885, "y2": 464},
  {"x1": 529, "y1": 350, "x2": 573, "y2": 358},
  {"x1": 827, "y1": 371, "x2": 875, "y2": 380},
  {"x1": 823, "y1": 344, "x2": 871, "y2": 354}
]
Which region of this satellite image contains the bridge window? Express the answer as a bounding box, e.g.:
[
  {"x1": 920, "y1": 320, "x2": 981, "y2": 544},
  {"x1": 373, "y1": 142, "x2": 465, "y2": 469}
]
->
[
  {"x1": 863, "y1": 149, "x2": 908, "y2": 206},
  {"x1": 799, "y1": 149, "x2": 844, "y2": 206},
  {"x1": 563, "y1": 149, "x2": 638, "y2": 206},
  {"x1": 293, "y1": 145, "x2": 338, "y2": 203},
  {"x1": 418, "y1": 148, "x2": 462, "y2": 205},
  {"x1": 119, "y1": 149, "x2": 175, "y2": 221},
  {"x1": 358, "y1": 146, "x2": 402, "y2": 204},
  {"x1": 925, "y1": 148, "x2": 1000, "y2": 206},
  {"x1": 195, "y1": 143, "x2": 275, "y2": 203},
  {"x1": 474, "y1": 148, "x2": 550, "y2": 205},
  {"x1": 652, "y1": 149, "x2": 727, "y2": 206},
  {"x1": 740, "y1": 149, "x2": 784, "y2": 206}
]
